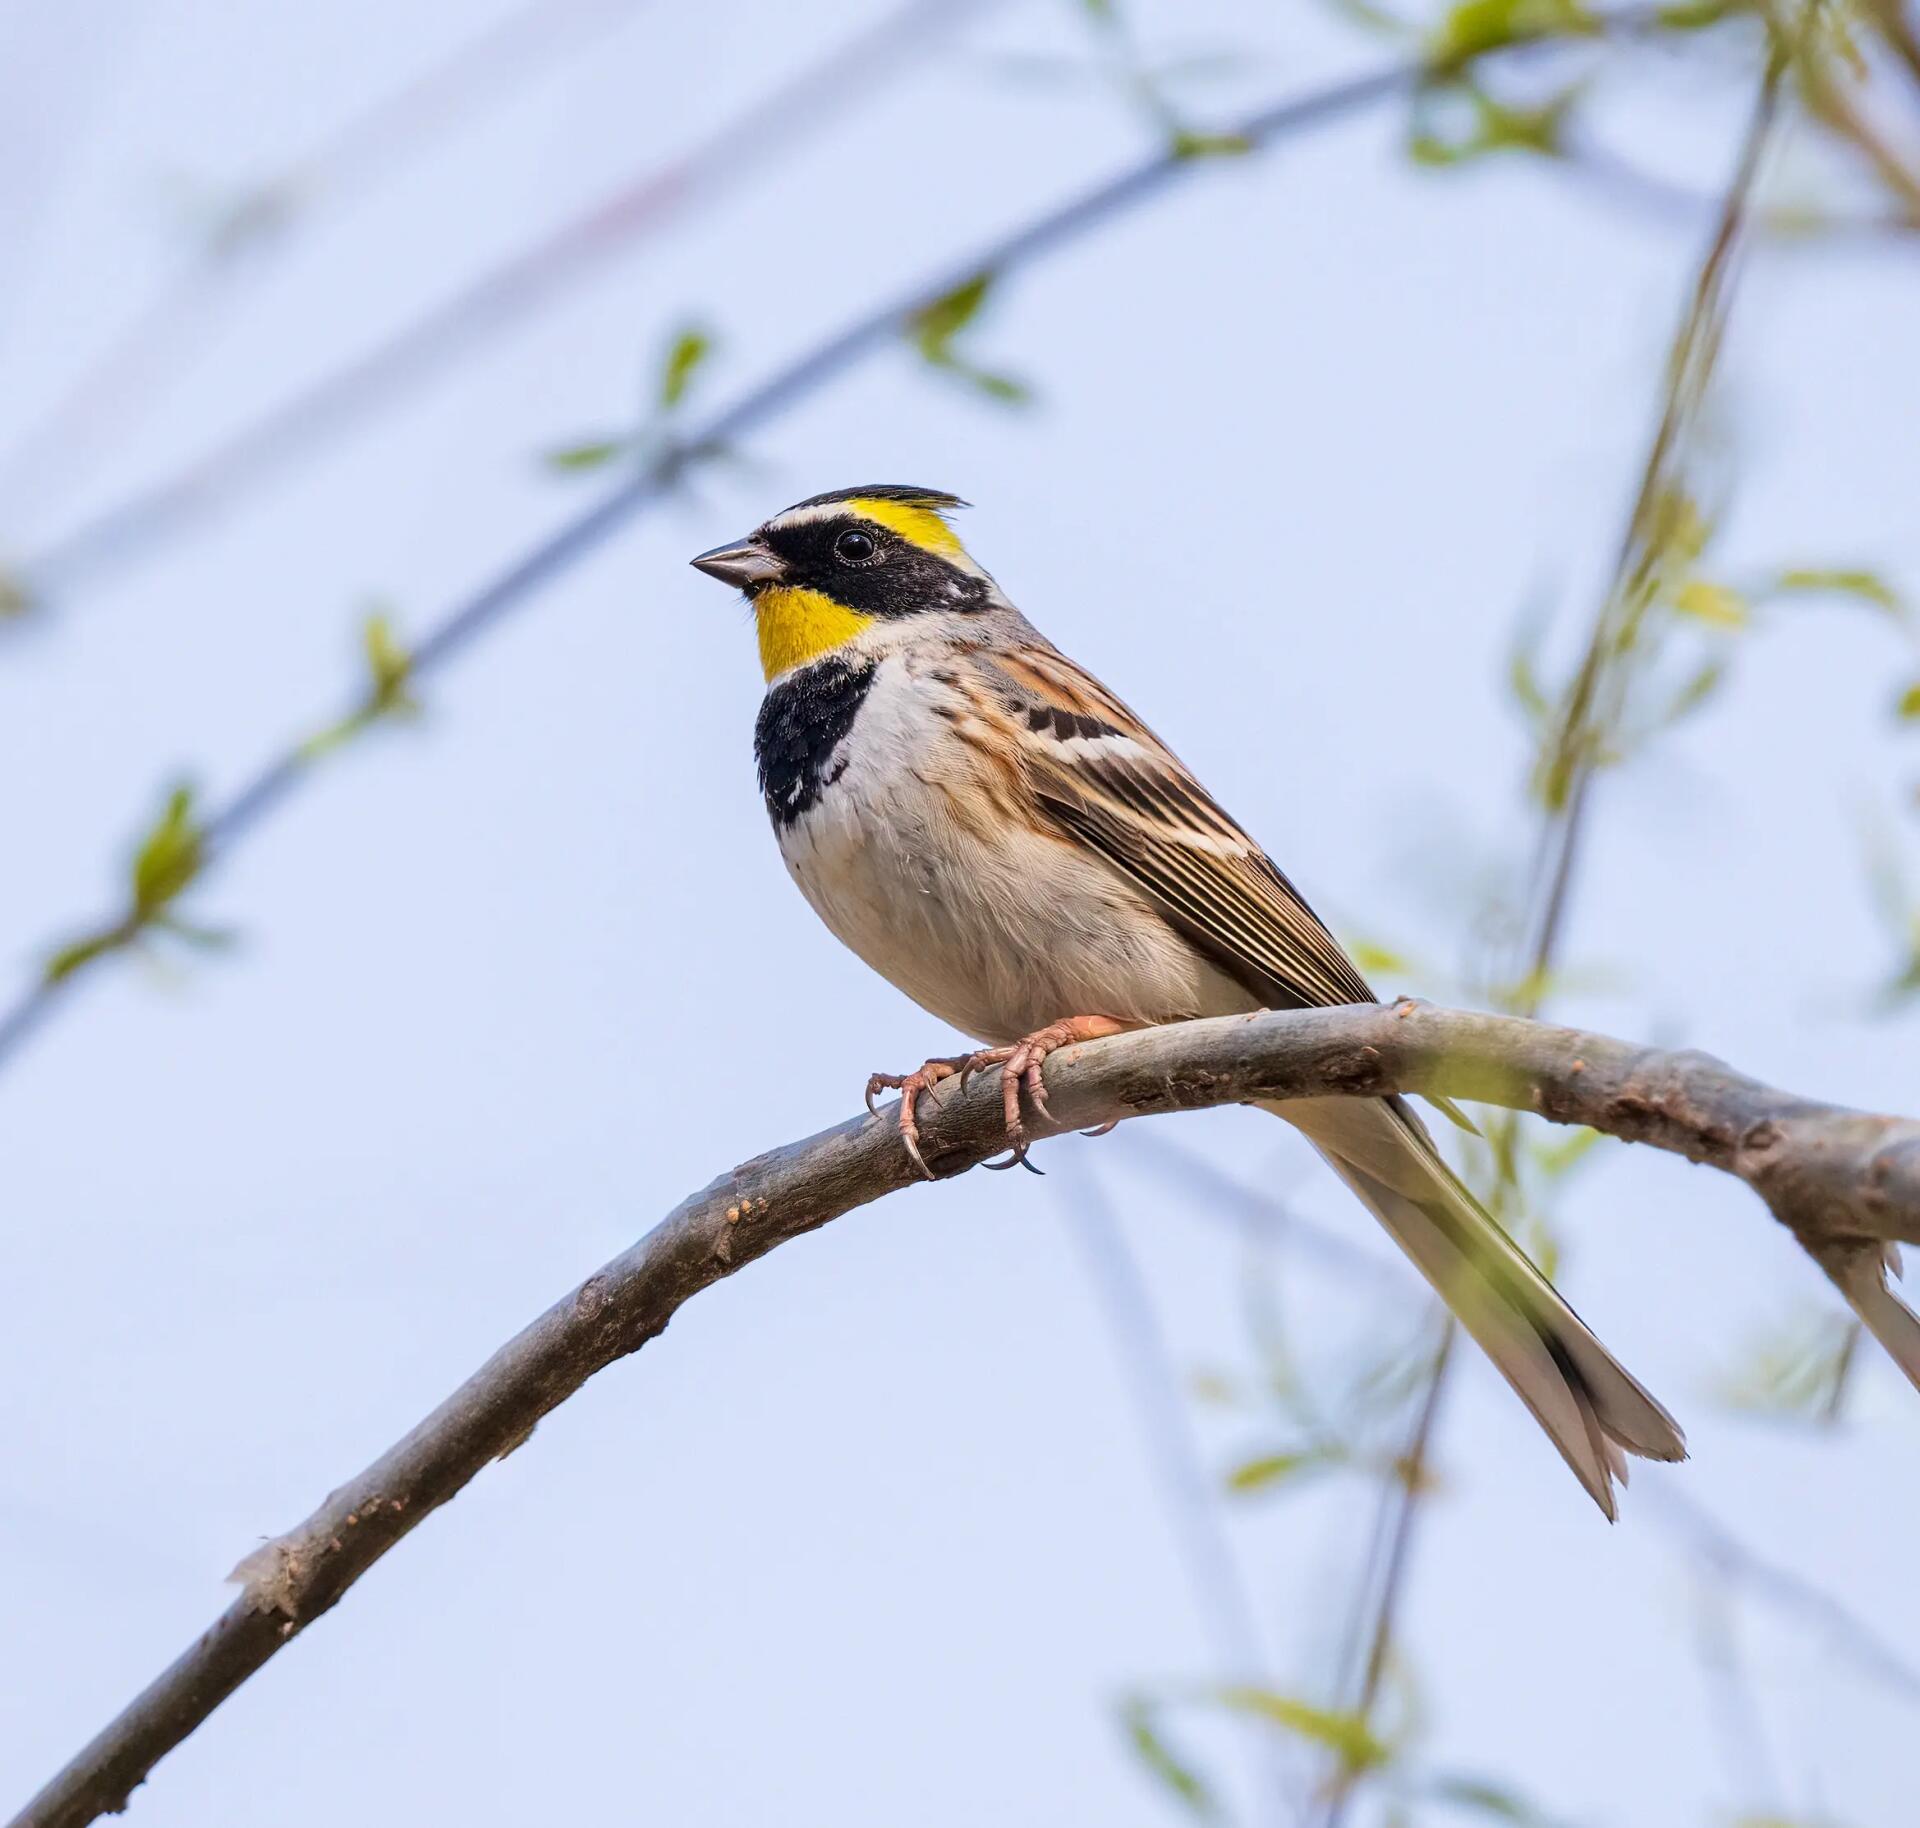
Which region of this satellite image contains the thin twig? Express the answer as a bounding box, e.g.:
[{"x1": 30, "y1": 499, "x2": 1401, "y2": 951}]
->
[
  {"x1": 0, "y1": 16, "x2": 1667, "y2": 1081},
  {"x1": 1644, "y1": 1482, "x2": 1920, "y2": 1698},
  {"x1": 4, "y1": 0, "x2": 997, "y2": 606},
  {"x1": 1315, "y1": 45, "x2": 1792, "y2": 1827},
  {"x1": 0, "y1": 0, "x2": 660, "y2": 526},
  {"x1": 9, "y1": 1000, "x2": 1919, "y2": 1828},
  {"x1": 1063, "y1": 1170, "x2": 1291, "y2": 1821}
]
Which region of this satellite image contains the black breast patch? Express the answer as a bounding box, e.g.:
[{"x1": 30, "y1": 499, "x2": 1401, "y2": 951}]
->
[{"x1": 754, "y1": 654, "x2": 878, "y2": 827}]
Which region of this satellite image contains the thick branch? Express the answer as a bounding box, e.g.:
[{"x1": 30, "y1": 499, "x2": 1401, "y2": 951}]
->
[{"x1": 12, "y1": 1004, "x2": 1918, "y2": 1828}]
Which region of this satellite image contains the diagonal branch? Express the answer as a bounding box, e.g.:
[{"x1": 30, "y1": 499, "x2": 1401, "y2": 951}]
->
[{"x1": 11, "y1": 1001, "x2": 1918, "y2": 1828}]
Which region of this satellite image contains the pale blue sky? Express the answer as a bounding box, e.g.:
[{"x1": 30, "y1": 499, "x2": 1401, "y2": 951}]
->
[{"x1": 2, "y1": 2, "x2": 1917, "y2": 1825}]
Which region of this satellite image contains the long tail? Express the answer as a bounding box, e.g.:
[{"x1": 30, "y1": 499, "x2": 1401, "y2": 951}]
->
[{"x1": 1269, "y1": 1095, "x2": 1686, "y2": 1519}]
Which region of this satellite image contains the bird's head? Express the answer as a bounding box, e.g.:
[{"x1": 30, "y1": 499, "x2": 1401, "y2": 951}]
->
[{"x1": 690, "y1": 484, "x2": 993, "y2": 681}]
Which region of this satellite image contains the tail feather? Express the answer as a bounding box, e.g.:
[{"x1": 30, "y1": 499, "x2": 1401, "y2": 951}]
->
[{"x1": 1269, "y1": 1096, "x2": 1686, "y2": 1519}]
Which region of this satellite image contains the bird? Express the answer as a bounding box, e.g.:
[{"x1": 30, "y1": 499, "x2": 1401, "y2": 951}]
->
[{"x1": 690, "y1": 483, "x2": 1685, "y2": 1516}]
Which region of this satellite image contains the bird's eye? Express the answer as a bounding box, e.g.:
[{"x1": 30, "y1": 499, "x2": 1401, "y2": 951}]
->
[{"x1": 833, "y1": 528, "x2": 877, "y2": 565}]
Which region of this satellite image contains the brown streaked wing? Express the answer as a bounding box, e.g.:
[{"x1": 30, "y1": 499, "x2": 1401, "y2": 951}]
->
[{"x1": 980, "y1": 643, "x2": 1377, "y2": 1013}]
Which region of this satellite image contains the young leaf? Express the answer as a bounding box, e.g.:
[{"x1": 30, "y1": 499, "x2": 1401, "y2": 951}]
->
[
  {"x1": 1896, "y1": 680, "x2": 1920, "y2": 720},
  {"x1": 1672, "y1": 579, "x2": 1748, "y2": 629},
  {"x1": 543, "y1": 438, "x2": 632, "y2": 473},
  {"x1": 1225, "y1": 1449, "x2": 1328, "y2": 1493},
  {"x1": 1215, "y1": 1688, "x2": 1390, "y2": 1773},
  {"x1": 1426, "y1": 1772, "x2": 1564, "y2": 1823},
  {"x1": 1118, "y1": 1698, "x2": 1217, "y2": 1819},
  {"x1": 131, "y1": 785, "x2": 205, "y2": 918},
  {"x1": 1430, "y1": 0, "x2": 1596, "y2": 63},
  {"x1": 658, "y1": 325, "x2": 714, "y2": 409},
  {"x1": 362, "y1": 611, "x2": 416, "y2": 717},
  {"x1": 1767, "y1": 566, "x2": 1902, "y2": 616},
  {"x1": 909, "y1": 272, "x2": 996, "y2": 362}
]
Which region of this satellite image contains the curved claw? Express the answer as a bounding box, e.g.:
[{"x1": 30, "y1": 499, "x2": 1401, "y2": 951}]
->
[
  {"x1": 899, "y1": 1125, "x2": 936, "y2": 1182},
  {"x1": 1023, "y1": 1059, "x2": 1054, "y2": 1126},
  {"x1": 1080, "y1": 1119, "x2": 1119, "y2": 1139}
]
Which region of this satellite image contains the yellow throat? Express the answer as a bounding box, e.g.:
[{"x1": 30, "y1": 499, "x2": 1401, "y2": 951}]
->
[{"x1": 755, "y1": 587, "x2": 875, "y2": 682}]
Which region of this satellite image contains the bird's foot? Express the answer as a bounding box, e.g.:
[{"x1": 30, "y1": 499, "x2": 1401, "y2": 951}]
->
[
  {"x1": 971, "y1": 1015, "x2": 1136, "y2": 1173},
  {"x1": 868, "y1": 1018, "x2": 1135, "y2": 1178},
  {"x1": 866, "y1": 1055, "x2": 975, "y2": 1181}
]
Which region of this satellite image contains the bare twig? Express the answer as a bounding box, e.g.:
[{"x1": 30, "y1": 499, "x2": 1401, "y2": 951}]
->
[
  {"x1": 1317, "y1": 48, "x2": 1793, "y2": 1827},
  {"x1": 0, "y1": 0, "x2": 660, "y2": 526},
  {"x1": 10, "y1": 1001, "x2": 1919, "y2": 1828},
  {"x1": 4, "y1": 0, "x2": 995, "y2": 607},
  {"x1": 1063, "y1": 1171, "x2": 1291, "y2": 1819},
  {"x1": 1645, "y1": 1483, "x2": 1920, "y2": 1698},
  {"x1": 0, "y1": 16, "x2": 1667, "y2": 1081}
]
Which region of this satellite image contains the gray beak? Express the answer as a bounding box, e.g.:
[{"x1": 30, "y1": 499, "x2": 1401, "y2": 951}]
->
[{"x1": 690, "y1": 537, "x2": 784, "y2": 593}]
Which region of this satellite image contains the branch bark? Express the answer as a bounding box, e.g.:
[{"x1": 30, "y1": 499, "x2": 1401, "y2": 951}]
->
[{"x1": 12, "y1": 1002, "x2": 1919, "y2": 1828}]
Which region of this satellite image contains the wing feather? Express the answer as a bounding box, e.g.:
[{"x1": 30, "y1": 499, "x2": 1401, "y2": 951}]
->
[{"x1": 977, "y1": 642, "x2": 1375, "y2": 1012}]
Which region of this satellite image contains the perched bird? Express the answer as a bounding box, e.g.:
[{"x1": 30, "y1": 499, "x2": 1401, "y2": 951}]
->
[{"x1": 691, "y1": 484, "x2": 1685, "y2": 1516}]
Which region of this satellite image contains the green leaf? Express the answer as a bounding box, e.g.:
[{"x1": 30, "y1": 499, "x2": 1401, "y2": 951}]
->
[
  {"x1": 1409, "y1": 78, "x2": 1578, "y2": 166},
  {"x1": 909, "y1": 271, "x2": 995, "y2": 362},
  {"x1": 1118, "y1": 1698, "x2": 1217, "y2": 1819},
  {"x1": 362, "y1": 611, "x2": 415, "y2": 715},
  {"x1": 43, "y1": 927, "x2": 132, "y2": 986},
  {"x1": 1347, "y1": 938, "x2": 1415, "y2": 977},
  {"x1": 658, "y1": 325, "x2": 715, "y2": 409},
  {"x1": 131, "y1": 785, "x2": 205, "y2": 917},
  {"x1": 543, "y1": 438, "x2": 631, "y2": 472},
  {"x1": 1170, "y1": 130, "x2": 1253, "y2": 160},
  {"x1": 1426, "y1": 1773, "x2": 1563, "y2": 1823},
  {"x1": 1896, "y1": 680, "x2": 1920, "y2": 720},
  {"x1": 1658, "y1": 658, "x2": 1727, "y2": 727},
  {"x1": 1671, "y1": 579, "x2": 1748, "y2": 629},
  {"x1": 1225, "y1": 1449, "x2": 1328, "y2": 1493},
  {"x1": 1531, "y1": 1124, "x2": 1602, "y2": 1179},
  {"x1": 1430, "y1": 0, "x2": 1596, "y2": 63},
  {"x1": 1766, "y1": 567, "x2": 1902, "y2": 616},
  {"x1": 1215, "y1": 1689, "x2": 1390, "y2": 1773}
]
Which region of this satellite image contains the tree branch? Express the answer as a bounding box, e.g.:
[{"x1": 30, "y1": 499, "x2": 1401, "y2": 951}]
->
[{"x1": 11, "y1": 1001, "x2": 1918, "y2": 1828}]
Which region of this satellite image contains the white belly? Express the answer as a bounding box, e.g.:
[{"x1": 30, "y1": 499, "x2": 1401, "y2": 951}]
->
[{"x1": 773, "y1": 656, "x2": 1250, "y2": 1044}]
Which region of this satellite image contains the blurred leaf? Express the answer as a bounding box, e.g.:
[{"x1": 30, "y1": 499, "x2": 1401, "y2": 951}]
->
[
  {"x1": 908, "y1": 272, "x2": 1028, "y2": 407},
  {"x1": 1531, "y1": 1124, "x2": 1601, "y2": 1179},
  {"x1": 1170, "y1": 129, "x2": 1253, "y2": 160},
  {"x1": 1430, "y1": 0, "x2": 1596, "y2": 62},
  {"x1": 1426, "y1": 1773, "x2": 1564, "y2": 1823},
  {"x1": 1409, "y1": 78, "x2": 1578, "y2": 166},
  {"x1": 1189, "y1": 1369, "x2": 1240, "y2": 1406},
  {"x1": 1764, "y1": 566, "x2": 1902, "y2": 616},
  {"x1": 1507, "y1": 640, "x2": 1550, "y2": 727},
  {"x1": 658, "y1": 324, "x2": 714, "y2": 409},
  {"x1": 1717, "y1": 1309, "x2": 1861, "y2": 1423},
  {"x1": 362, "y1": 611, "x2": 416, "y2": 717},
  {"x1": 132, "y1": 784, "x2": 205, "y2": 917},
  {"x1": 1656, "y1": 0, "x2": 1740, "y2": 27},
  {"x1": 43, "y1": 928, "x2": 130, "y2": 986},
  {"x1": 0, "y1": 564, "x2": 31, "y2": 621},
  {"x1": 1657, "y1": 658, "x2": 1728, "y2": 727},
  {"x1": 910, "y1": 271, "x2": 995, "y2": 360},
  {"x1": 1896, "y1": 680, "x2": 1920, "y2": 720},
  {"x1": 1215, "y1": 1688, "x2": 1390, "y2": 1772},
  {"x1": 543, "y1": 437, "x2": 631, "y2": 472},
  {"x1": 1225, "y1": 1448, "x2": 1337, "y2": 1493},
  {"x1": 1347, "y1": 938, "x2": 1416, "y2": 976},
  {"x1": 1118, "y1": 1698, "x2": 1217, "y2": 1819},
  {"x1": 1672, "y1": 579, "x2": 1748, "y2": 629},
  {"x1": 1323, "y1": 0, "x2": 1416, "y2": 36}
]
